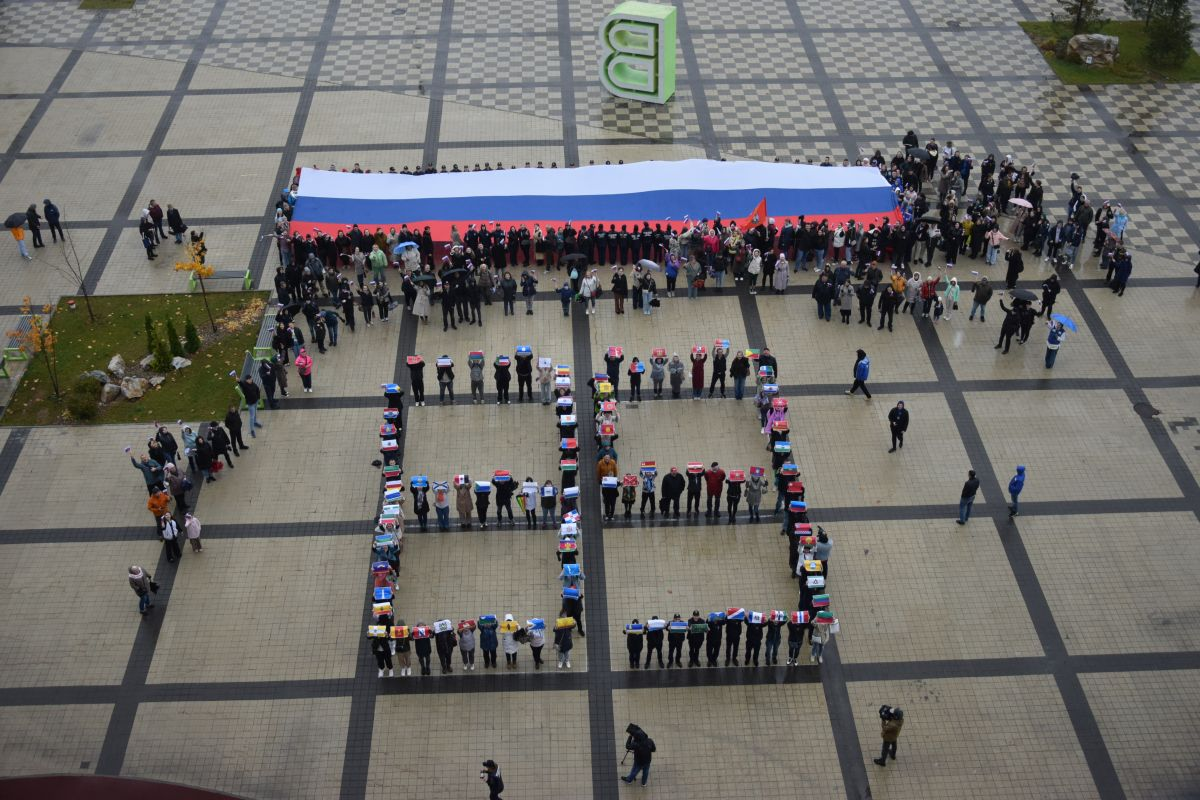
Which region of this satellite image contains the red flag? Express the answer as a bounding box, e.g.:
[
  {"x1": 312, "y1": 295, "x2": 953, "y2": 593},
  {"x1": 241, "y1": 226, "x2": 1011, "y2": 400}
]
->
[{"x1": 741, "y1": 197, "x2": 767, "y2": 232}]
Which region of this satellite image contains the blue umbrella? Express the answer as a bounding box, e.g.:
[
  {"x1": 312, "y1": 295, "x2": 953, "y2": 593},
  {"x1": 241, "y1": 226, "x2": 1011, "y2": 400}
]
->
[
  {"x1": 392, "y1": 242, "x2": 418, "y2": 254},
  {"x1": 1051, "y1": 313, "x2": 1077, "y2": 332}
]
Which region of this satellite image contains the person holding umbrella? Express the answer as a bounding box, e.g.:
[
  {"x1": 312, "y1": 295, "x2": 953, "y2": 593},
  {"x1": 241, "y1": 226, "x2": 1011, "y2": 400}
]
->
[{"x1": 6, "y1": 212, "x2": 31, "y2": 261}]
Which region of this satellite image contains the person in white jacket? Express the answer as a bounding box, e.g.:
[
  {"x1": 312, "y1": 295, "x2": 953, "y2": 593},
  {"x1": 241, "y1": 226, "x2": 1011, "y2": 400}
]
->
[{"x1": 579, "y1": 270, "x2": 600, "y2": 314}]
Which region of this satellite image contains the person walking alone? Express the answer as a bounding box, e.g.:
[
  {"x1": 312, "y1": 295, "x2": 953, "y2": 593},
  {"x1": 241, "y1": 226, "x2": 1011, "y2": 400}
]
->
[
  {"x1": 845, "y1": 349, "x2": 872, "y2": 399},
  {"x1": 1008, "y1": 465, "x2": 1025, "y2": 517},
  {"x1": 873, "y1": 706, "x2": 905, "y2": 767},
  {"x1": 887, "y1": 401, "x2": 909, "y2": 452},
  {"x1": 128, "y1": 565, "x2": 155, "y2": 616},
  {"x1": 956, "y1": 469, "x2": 979, "y2": 525}
]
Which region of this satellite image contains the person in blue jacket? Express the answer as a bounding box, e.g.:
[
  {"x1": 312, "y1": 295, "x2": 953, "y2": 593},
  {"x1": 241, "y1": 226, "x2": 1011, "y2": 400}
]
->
[
  {"x1": 556, "y1": 279, "x2": 574, "y2": 317},
  {"x1": 845, "y1": 349, "x2": 872, "y2": 399},
  {"x1": 1008, "y1": 465, "x2": 1026, "y2": 517}
]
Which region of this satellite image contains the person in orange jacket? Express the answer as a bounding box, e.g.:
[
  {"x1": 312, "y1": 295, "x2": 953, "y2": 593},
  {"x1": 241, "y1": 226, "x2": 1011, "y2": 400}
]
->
[
  {"x1": 147, "y1": 488, "x2": 171, "y2": 534},
  {"x1": 596, "y1": 453, "x2": 618, "y2": 484}
]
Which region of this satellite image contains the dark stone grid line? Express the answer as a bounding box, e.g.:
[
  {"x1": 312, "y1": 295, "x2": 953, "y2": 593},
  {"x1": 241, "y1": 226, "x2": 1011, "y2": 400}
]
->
[
  {"x1": 0, "y1": 494, "x2": 1192, "y2": 547},
  {"x1": 782, "y1": 0, "x2": 860, "y2": 164},
  {"x1": 671, "y1": 2, "x2": 720, "y2": 160},
  {"x1": 420, "y1": 0, "x2": 457, "y2": 171},
  {"x1": 5, "y1": 648, "x2": 1199, "y2": 709},
  {"x1": 556, "y1": 0, "x2": 580, "y2": 168}
]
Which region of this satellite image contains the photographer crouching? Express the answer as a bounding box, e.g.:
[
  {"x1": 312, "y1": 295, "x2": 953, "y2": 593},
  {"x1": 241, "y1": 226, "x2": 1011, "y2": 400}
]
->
[{"x1": 874, "y1": 705, "x2": 904, "y2": 767}]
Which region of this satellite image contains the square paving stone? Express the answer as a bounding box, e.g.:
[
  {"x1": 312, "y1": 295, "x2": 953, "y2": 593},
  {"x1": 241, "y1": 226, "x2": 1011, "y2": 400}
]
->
[
  {"x1": 964, "y1": 389, "x2": 1181, "y2": 502},
  {"x1": 0, "y1": 156, "x2": 140, "y2": 225},
  {"x1": 0, "y1": 2, "x2": 94, "y2": 45},
  {"x1": 0, "y1": 99, "x2": 37, "y2": 152},
  {"x1": 390, "y1": 525, "x2": 588, "y2": 673},
  {"x1": 962, "y1": 80, "x2": 1103, "y2": 135},
  {"x1": 189, "y1": 63, "x2": 305, "y2": 91},
  {"x1": 319, "y1": 39, "x2": 436, "y2": 87},
  {"x1": 934, "y1": 286, "x2": 1114, "y2": 382},
  {"x1": 367, "y1": 691, "x2": 591, "y2": 799},
  {"x1": 0, "y1": 540, "x2": 162, "y2": 687},
  {"x1": 164, "y1": 93, "x2": 300, "y2": 150},
  {"x1": 813, "y1": 31, "x2": 938, "y2": 78},
  {"x1": 137, "y1": 153, "x2": 279, "y2": 220},
  {"x1": 794, "y1": 0, "x2": 906, "y2": 26},
  {"x1": 929, "y1": 28, "x2": 1054, "y2": 78},
  {"x1": 195, "y1": 407, "x2": 382, "y2": 525},
  {"x1": 1094, "y1": 85, "x2": 1200, "y2": 135},
  {"x1": 847, "y1": 675, "x2": 1098, "y2": 800},
  {"x1": 604, "y1": 523, "x2": 794, "y2": 671},
  {"x1": 147, "y1": 536, "x2": 364, "y2": 683},
  {"x1": 1020, "y1": 512, "x2": 1200, "y2": 655},
  {"x1": 440, "y1": 99, "x2": 564, "y2": 143},
  {"x1": 443, "y1": 84, "x2": 562, "y2": 122},
  {"x1": 444, "y1": 35, "x2": 560, "y2": 85},
  {"x1": 200, "y1": 40, "x2": 315, "y2": 81},
  {"x1": 0, "y1": 225, "x2": 104, "y2": 305},
  {"x1": 780, "y1": 393, "x2": 971, "y2": 508},
  {"x1": 832, "y1": 517, "x2": 1041, "y2": 663},
  {"x1": 910, "y1": 0, "x2": 1025, "y2": 26},
  {"x1": 337, "y1": 0, "x2": 444, "y2": 35},
  {"x1": 707, "y1": 82, "x2": 836, "y2": 140},
  {"x1": 1080, "y1": 669, "x2": 1200, "y2": 800},
  {"x1": 0, "y1": 424, "x2": 171, "y2": 530},
  {"x1": 302, "y1": 90, "x2": 428, "y2": 147},
  {"x1": 124, "y1": 697, "x2": 349, "y2": 800},
  {"x1": 214, "y1": 0, "x2": 331, "y2": 37},
  {"x1": 1144, "y1": 386, "x2": 1200, "y2": 490},
  {"x1": 60, "y1": 50, "x2": 185, "y2": 94},
  {"x1": 611, "y1": 684, "x2": 844, "y2": 799},
  {"x1": 24, "y1": 96, "x2": 167, "y2": 154},
  {"x1": 93, "y1": 0, "x2": 216, "y2": 41},
  {"x1": 587, "y1": 295, "x2": 749, "y2": 371},
  {"x1": 690, "y1": 33, "x2": 812, "y2": 80},
  {"x1": 990, "y1": 136, "x2": 1144, "y2": 209},
  {"x1": 574, "y1": 81, "x2": 700, "y2": 142},
  {"x1": 757, "y1": 295, "x2": 939, "y2": 384},
  {"x1": 402, "y1": 403, "x2": 562, "y2": 492},
  {"x1": 1083, "y1": 287, "x2": 1200, "y2": 378},
  {"x1": 0, "y1": 704, "x2": 112, "y2": 776},
  {"x1": 838, "y1": 81, "x2": 967, "y2": 138},
  {"x1": 0, "y1": 46, "x2": 69, "y2": 94}
]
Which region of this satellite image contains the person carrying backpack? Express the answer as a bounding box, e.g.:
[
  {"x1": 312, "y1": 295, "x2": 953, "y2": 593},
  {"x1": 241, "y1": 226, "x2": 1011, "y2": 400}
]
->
[{"x1": 621, "y1": 724, "x2": 655, "y2": 786}]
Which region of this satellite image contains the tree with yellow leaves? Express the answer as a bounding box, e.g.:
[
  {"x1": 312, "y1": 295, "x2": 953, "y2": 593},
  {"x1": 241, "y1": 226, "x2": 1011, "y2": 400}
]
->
[
  {"x1": 174, "y1": 232, "x2": 216, "y2": 332},
  {"x1": 7, "y1": 297, "x2": 61, "y2": 398}
]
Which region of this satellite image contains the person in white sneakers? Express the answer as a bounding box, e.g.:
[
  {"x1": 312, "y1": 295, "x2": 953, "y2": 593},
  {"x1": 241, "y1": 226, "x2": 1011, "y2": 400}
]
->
[
  {"x1": 371, "y1": 634, "x2": 394, "y2": 677},
  {"x1": 580, "y1": 270, "x2": 600, "y2": 314},
  {"x1": 394, "y1": 619, "x2": 412, "y2": 676},
  {"x1": 554, "y1": 614, "x2": 574, "y2": 669}
]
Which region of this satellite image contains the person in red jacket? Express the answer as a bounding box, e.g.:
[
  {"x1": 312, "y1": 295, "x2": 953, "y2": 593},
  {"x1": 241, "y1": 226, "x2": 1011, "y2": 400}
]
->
[{"x1": 704, "y1": 461, "x2": 725, "y2": 519}]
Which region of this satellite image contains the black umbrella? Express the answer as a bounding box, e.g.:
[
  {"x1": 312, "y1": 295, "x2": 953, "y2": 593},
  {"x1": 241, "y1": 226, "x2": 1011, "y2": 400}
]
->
[
  {"x1": 562, "y1": 253, "x2": 588, "y2": 263},
  {"x1": 918, "y1": 213, "x2": 941, "y2": 225},
  {"x1": 412, "y1": 273, "x2": 436, "y2": 284},
  {"x1": 4, "y1": 212, "x2": 26, "y2": 229},
  {"x1": 1010, "y1": 288, "x2": 1037, "y2": 302},
  {"x1": 441, "y1": 267, "x2": 467, "y2": 280},
  {"x1": 906, "y1": 147, "x2": 933, "y2": 162}
]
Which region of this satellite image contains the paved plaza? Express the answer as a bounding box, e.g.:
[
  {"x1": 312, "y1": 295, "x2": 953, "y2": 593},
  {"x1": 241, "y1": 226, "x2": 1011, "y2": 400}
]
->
[{"x1": 1, "y1": 0, "x2": 1200, "y2": 799}]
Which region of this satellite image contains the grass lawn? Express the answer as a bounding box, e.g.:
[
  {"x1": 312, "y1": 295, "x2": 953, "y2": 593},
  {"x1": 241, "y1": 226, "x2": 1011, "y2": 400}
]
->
[
  {"x1": 2, "y1": 292, "x2": 268, "y2": 426},
  {"x1": 1020, "y1": 20, "x2": 1200, "y2": 83}
]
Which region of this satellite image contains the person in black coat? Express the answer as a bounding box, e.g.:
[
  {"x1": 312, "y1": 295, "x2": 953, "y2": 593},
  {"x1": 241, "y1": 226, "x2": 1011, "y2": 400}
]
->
[
  {"x1": 514, "y1": 351, "x2": 533, "y2": 401},
  {"x1": 224, "y1": 406, "x2": 248, "y2": 453},
  {"x1": 644, "y1": 617, "x2": 665, "y2": 668},
  {"x1": 26, "y1": 204, "x2": 43, "y2": 248},
  {"x1": 407, "y1": 358, "x2": 425, "y2": 406},
  {"x1": 258, "y1": 359, "x2": 279, "y2": 409},
  {"x1": 659, "y1": 467, "x2": 685, "y2": 517},
  {"x1": 434, "y1": 627, "x2": 455, "y2": 674},
  {"x1": 1003, "y1": 248, "x2": 1024, "y2": 289},
  {"x1": 743, "y1": 615, "x2": 764, "y2": 666},
  {"x1": 724, "y1": 615, "x2": 743, "y2": 666},
  {"x1": 994, "y1": 300, "x2": 1021, "y2": 354},
  {"x1": 705, "y1": 616, "x2": 724, "y2": 666},
  {"x1": 626, "y1": 620, "x2": 644, "y2": 668},
  {"x1": 43, "y1": 199, "x2": 63, "y2": 243},
  {"x1": 207, "y1": 422, "x2": 235, "y2": 467},
  {"x1": 195, "y1": 436, "x2": 216, "y2": 483},
  {"x1": 494, "y1": 360, "x2": 511, "y2": 404},
  {"x1": 166, "y1": 204, "x2": 186, "y2": 244},
  {"x1": 888, "y1": 401, "x2": 909, "y2": 453},
  {"x1": 666, "y1": 614, "x2": 686, "y2": 667},
  {"x1": 413, "y1": 627, "x2": 433, "y2": 675},
  {"x1": 1039, "y1": 273, "x2": 1061, "y2": 318},
  {"x1": 493, "y1": 476, "x2": 515, "y2": 524}
]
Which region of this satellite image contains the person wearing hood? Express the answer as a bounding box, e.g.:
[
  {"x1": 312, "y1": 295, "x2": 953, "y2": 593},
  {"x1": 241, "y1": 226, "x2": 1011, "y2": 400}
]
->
[
  {"x1": 846, "y1": 349, "x2": 872, "y2": 399},
  {"x1": 128, "y1": 565, "x2": 155, "y2": 615},
  {"x1": 837, "y1": 280, "x2": 855, "y2": 324},
  {"x1": 501, "y1": 614, "x2": 521, "y2": 669},
  {"x1": 887, "y1": 401, "x2": 909, "y2": 452},
  {"x1": 1008, "y1": 465, "x2": 1026, "y2": 517},
  {"x1": 42, "y1": 199, "x2": 63, "y2": 243},
  {"x1": 294, "y1": 347, "x2": 314, "y2": 392},
  {"x1": 1045, "y1": 319, "x2": 1068, "y2": 369},
  {"x1": 745, "y1": 470, "x2": 766, "y2": 522},
  {"x1": 184, "y1": 511, "x2": 202, "y2": 552},
  {"x1": 940, "y1": 275, "x2": 960, "y2": 320},
  {"x1": 1039, "y1": 273, "x2": 1061, "y2": 318}
]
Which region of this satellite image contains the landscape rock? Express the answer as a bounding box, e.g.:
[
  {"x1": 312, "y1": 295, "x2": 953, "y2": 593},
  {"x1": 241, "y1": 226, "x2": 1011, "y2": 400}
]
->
[
  {"x1": 82, "y1": 370, "x2": 110, "y2": 384},
  {"x1": 1067, "y1": 33, "x2": 1119, "y2": 66},
  {"x1": 119, "y1": 376, "x2": 149, "y2": 400},
  {"x1": 100, "y1": 383, "x2": 122, "y2": 404},
  {"x1": 171, "y1": 356, "x2": 192, "y2": 370},
  {"x1": 139, "y1": 354, "x2": 154, "y2": 369},
  {"x1": 149, "y1": 376, "x2": 166, "y2": 387},
  {"x1": 107, "y1": 354, "x2": 126, "y2": 379}
]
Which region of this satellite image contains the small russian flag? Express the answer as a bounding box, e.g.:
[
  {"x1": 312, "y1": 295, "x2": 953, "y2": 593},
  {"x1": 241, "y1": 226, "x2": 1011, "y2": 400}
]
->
[
  {"x1": 602, "y1": 476, "x2": 618, "y2": 488},
  {"x1": 564, "y1": 486, "x2": 579, "y2": 498},
  {"x1": 557, "y1": 396, "x2": 574, "y2": 407},
  {"x1": 383, "y1": 409, "x2": 400, "y2": 420},
  {"x1": 436, "y1": 357, "x2": 453, "y2": 367},
  {"x1": 555, "y1": 376, "x2": 572, "y2": 387}
]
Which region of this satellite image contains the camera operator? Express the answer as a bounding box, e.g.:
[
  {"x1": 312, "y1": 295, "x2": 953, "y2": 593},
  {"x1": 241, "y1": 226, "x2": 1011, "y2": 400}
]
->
[
  {"x1": 873, "y1": 706, "x2": 904, "y2": 767},
  {"x1": 480, "y1": 759, "x2": 504, "y2": 799},
  {"x1": 621, "y1": 723, "x2": 655, "y2": 786}
]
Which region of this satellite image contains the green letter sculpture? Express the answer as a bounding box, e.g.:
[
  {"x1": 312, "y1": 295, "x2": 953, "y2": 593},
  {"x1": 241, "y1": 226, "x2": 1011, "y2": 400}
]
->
[{"x1": 599, "y1": 1, "x2": 677, "y2": 105}]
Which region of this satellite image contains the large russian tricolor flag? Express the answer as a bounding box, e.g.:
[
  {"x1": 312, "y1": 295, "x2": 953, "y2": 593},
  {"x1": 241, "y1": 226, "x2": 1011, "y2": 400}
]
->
[{"x1": 289, "y1": 160, "x2": 899, "y2": 242}]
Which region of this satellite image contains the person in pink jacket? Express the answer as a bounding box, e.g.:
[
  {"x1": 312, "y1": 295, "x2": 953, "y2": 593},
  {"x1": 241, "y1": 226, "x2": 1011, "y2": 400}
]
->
[{"x1": 295, "y1": 347, "x2": 314, "y2": 392}]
